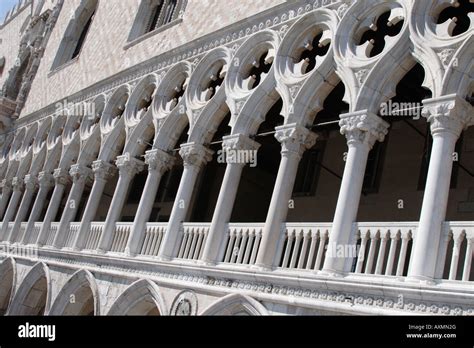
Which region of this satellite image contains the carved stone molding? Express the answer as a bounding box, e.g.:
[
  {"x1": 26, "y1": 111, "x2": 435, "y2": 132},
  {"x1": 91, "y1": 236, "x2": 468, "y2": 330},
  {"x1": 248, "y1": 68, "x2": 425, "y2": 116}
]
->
[
  {"x1": 115, "y1": 155, "x2": 145, "y2": 178},
  {"x1": 69, "y1": 164, "x2": 93, "y2": 183},
  {"x1": 53, "y1": 168, "x2": 71, "y2": 186},
  {"x1": 179, "y1": 143, "x2": 214, "y2": 168},
  {"x1": 274, "y1": 124, "x2": 317, "y2": 156},
  {"x1": 144, "y1": 149, "x2": 175, "y2": 174},
  {"x1": 339, "y1": 111, "x2": 389, "y2": 148},
  {"x1": 38, "y1": 172, "x2": 54, "y2": 189},
  {"x1": 92, "y1": 160, "x2": 117, "y2": 181}
]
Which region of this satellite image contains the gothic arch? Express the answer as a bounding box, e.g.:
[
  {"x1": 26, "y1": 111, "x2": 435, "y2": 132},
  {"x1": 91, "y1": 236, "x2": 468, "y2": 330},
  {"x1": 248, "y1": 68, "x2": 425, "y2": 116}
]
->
[
  {"x1": 8, "y1": 262, "x2": 51, "y2": 316},
  {"x1": 441, "y1": 37, "x2": 474, "y2": 98},
  {"x1": 48, "y1": 269, "x2": 100, "y2": 316},
  {"x1": 200, "y1": 294, "x2": 268, "y2": 316},
  {"x1": 0, "y1": 258, "x2": 16, "y2": 315},
  {"x1": 107, "y1": 279, "x2": 167, "y2": 316}
]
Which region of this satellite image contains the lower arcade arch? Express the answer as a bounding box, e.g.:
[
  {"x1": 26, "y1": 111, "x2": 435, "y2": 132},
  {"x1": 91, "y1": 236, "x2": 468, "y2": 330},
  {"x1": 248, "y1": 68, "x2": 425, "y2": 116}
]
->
[
  {"x1": 107, "y1": 279, "x2": 166, "y2": 316},
  {"x1": 0, "y1": 258, "x2": 15, "y2": 315},
  {"x1": 8, "y1": 263, "x2": 50, "y2": 316}
]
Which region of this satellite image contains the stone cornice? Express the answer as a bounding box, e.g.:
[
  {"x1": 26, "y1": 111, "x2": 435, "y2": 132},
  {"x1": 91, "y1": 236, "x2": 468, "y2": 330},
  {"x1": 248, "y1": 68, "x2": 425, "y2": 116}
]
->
[{"x1": 2, "y1": 247, "x2": 473, "y2": 316}]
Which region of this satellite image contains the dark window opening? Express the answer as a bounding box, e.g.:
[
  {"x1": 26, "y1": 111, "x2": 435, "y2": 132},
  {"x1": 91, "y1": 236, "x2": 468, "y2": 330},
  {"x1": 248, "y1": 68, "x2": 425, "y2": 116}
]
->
[
  {"x1": 362, "y1": 140, "x2": 387, "y2": 194},
  {"x1": 71, "y1": 10, "x2": 95, "y2": 60}
]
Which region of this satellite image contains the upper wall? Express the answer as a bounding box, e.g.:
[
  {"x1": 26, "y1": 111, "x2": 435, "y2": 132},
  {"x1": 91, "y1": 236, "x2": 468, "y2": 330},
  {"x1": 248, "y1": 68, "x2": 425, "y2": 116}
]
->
[{"x1": 16, "y1": 0, "x2": 285, "y2": 117}]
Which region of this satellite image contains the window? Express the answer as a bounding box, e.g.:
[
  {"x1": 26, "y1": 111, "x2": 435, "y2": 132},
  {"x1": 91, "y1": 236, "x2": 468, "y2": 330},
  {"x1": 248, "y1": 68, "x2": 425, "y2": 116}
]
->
[
  {"x1": 51, "y1": 0, "x2": 98, "y2": 70},
  {"x1": 293, "y1": 142, "x2": 326, "y2": 196},
  {"x1": 128, "y1": 0, "x2": 187, "y2": 42},
  {"x1": 362, "y1": 140, "x2": 387, "y2": 194}
]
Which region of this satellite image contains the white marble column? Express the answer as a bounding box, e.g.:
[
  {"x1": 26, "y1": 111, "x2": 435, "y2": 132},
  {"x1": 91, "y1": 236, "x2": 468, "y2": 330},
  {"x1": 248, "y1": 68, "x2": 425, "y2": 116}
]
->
[
  {"x1": 158, "y1": 143, "x2": 213, "y2": 261},
  {"x1": 36, "y1": 168, "x2": 71, "y2": 246},
  {"x1": 97, "y1": 155, "x2": 144, "y2": 253},
  {"x1": 255, "y1": 124, "x2": 317, "y2": 269},
  {"x1": 21, "y1": 172, "x2": 54, "y2": 244},
  {"x1": 53, "y1": 164, "x2": 92, "y2": 248},
  {"x1": 6, "y1": 174, "x2": 38, "y2": 242},
  {"x1": 409, "y1": 95, "x2": 473, "y2": 281},
  {"x1": 322, "y1": 111, "x2": 389, "y2": 275},
  {"x1": 0, "y1": 177, "x2": 25, "y2": 240},
  {"x1": 73, "y1": 160, "x2": 116, "y2": 251},
  {"x1": 126, "y1": 149, "x2": 174, "y2": 256},
  {"x1": 200, "y1": 134, "x2": 260, "y2": 265},
  {"x1": 0, "y1": 179, "x2": 13, "y2": 220}
]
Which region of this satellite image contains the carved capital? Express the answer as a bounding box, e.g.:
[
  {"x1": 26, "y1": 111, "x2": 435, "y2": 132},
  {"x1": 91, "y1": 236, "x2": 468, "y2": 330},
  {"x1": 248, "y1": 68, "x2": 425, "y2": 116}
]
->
[
  {"x1": 144, "y1": 149, "x2": 175, "y2": 174},
  {"x1": 115, "y1": 155, "x2": 145, "y2": 178},
  {"x1": 23, "y1": 174, "x2": 38, "y2": 191},
  {"x1": 222, "y1": 134, "x2": 261, "y2": 153},
  {"x1": 274, "y1": 124, "x2": 317, "y2": 156},
  {"x1": 422, "y1": 95, "x2": 473, "y2": 137},
  {"x1": 179, "y1": 143, "x2": 214, "y2": 168},
  {"x1": 92, "y1": 160, "x2": 117, "y2": 181},
  {"x1": 11, "y1": 177, "x2": 24, "y2": 191},
  {"x1": 69, "y1": 164, "x2": 93, "y2": 183},
  {"x1": 0, "y1": 179, "x2": 12, "y2": 190},
  {"x1": 38, "y1": 172, "x2": 54, "y2": 188},
  {"x1": 53, "y1": 168, "x2": 71, "y2": 186},
  {"x1": 339, "y1": 111, "x2": 389, "y2": 148}
]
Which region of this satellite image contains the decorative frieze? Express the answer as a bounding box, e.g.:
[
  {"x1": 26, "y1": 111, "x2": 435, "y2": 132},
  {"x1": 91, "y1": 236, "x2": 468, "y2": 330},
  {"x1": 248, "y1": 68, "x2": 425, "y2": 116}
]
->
[
  {"x1": 274, "y1": 124, "x2": 317, "y2": 156},
  {"x1": 339, "y1": 111, "x2": 389, "y2": 148}
]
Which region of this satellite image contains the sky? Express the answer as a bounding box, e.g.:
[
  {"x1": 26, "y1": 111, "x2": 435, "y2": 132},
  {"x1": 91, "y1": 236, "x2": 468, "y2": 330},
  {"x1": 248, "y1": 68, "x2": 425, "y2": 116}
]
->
[{"x1": 0, "y1": 0, "x2": 19, "y2": 22}]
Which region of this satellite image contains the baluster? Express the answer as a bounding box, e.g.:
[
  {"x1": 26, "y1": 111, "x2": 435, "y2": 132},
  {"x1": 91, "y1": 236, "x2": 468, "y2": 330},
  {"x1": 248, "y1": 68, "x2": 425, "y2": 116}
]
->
[
  {"x1": 237, "y1": 230, "x2": 248, "y2": 264},
  {"x1": 396, "y1": 232, "x2": 411, "y2": 276},
  {"x1": 306, "y1": 231, "x2": 318, "y2": 270},
  {"x1": 289, "y1": 231, "x2": 303, "y2": 269},
  {"x1": 385, "y1": 231, "x2": 399, "y2": 276},
  {"x1": 449, "y1": 232, "x2": 464, "y2": 280},
  {"x1": 193, "y1": 230, "x2": 204, "y2": 260},
  {"x1": 355, "y1": 231, "x2": 368, "y2": 273},
  {"x1": 314, "y1": 231, "x2": 328, "y2": 271},
  {"x1": 249, "y1": 231, "x2": 261, "y2": 265},
  {"x1": 375, "y1": 230, "x2": 389, "y2": 275},
  {"x1": 297, "y1": 231, "x2": 310, "y2": 269},
  {"x1": 223, "y1": 230, "x2": 235, "y2": 263},
  {"x1": 177, "y1": 230, "x2": 188, "y2": 258},
  {"x1": 462, "y1": 237, "x2": 473, "y2": 281},
  {"x1": 242, "y1": 231, "x2": 254, "y2": 264},
  {"x1": 281, "y1": 231, "x2": 294, "y2": 268},
  {"x1": 230, "y1": 233, "x2": 242, "y2": 263}
]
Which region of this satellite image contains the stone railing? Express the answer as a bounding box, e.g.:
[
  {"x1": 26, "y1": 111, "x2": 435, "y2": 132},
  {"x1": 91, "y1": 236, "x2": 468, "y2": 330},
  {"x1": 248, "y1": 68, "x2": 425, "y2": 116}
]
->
[
  {"x1": 28, "y1": 222, "x2": 43, "y2": 245},
  {"x1": 45, "y1": 222, "x2": 60, "y2": 246},
  {"x1": 222, "y1": 223, "x2": 264, "y2": 265},
  {"x1": 110, "y1": 222, "x2": 132, "y2": 253},
  {"x1": 4, "y1": 222, "x2": 14, "y2": 242},
  {"x1": 11, "y1": 222, "x2": 28, "y2": 244},
  {"x1": 279, "y1": 223, "x2": 331, "y2": 271},
  {"x1": 176, "y1": 223, "x2": 210, "y2": 260},
  {"x1": 440, "y1": 222, "x2": 474, "y2": 282},
  {"x1": 353, "y1": 222, "x2": 416, "y2": 277},
  {"x1": 139, "y1": 222, "x2": 167, "y2": 257},
  {"x1": 64, "y1": 222, "x2": 81, "y2": 249},
  {"x1": 84, "y1": 222, "x2": 104, "y2": 251}
]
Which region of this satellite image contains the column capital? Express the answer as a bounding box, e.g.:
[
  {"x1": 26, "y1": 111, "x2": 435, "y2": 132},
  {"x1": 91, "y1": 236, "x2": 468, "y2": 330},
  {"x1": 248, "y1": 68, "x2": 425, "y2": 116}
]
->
[
  {"x1": 422, "y1": 94, "x2": 473, "y2": 137},
  {"x1": 11, "y1": 176, "x2": 24, "y2": 191},
  {"x1": 0, "y1": 178, "x2": 12, "y2": 190},
  {"x1": 69, "y1": 164, "x2": 93, "y2": 183},
  {"x1": 339, "y1": 110, "x2": 389, "y2": 148},
  {"x1": 92, "y1": 160, "x2": 117, "y2": 181},
  {"x1": 144, "y1": 149, "x2": 175, "y2": 174},
  {"x1": 179, "y1": 143, "x2": 214, "y2": 168},
  {"x1": 274, "y1": 124, "x2": 317, "y2": 156},
  {"x1": 53, "y1": 167, "x2": 71, "y2": 186},
  {"x1": 221, "y1": 134, "x2": 261, "y2": 166},
  {"x1": 115, "y1": 154, "x2": 145, "y2": 177},
  {"x1": 38, "y1": 172, "x2": 54, "y2": 188},
  {"x1": 23, "y1": 174, "x2": 38, "y2": 190}
]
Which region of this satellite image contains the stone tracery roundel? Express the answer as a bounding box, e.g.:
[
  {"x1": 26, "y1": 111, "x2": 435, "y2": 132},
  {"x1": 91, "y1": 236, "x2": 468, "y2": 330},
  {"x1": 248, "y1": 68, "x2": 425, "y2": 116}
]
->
[
  {"x1": 62, "y1": 111, "x2": 81, "y2": 145},
  {"x1": 185, "y1": 47, "x2": 231, "y2": 110},
  {"x1": 152, "y1": 61, "x2": 192, "y2": 118},
  {"x1": 47, "y1": 114, "x2": 66, "y2": 150},
  {"x1": 32, "y1": 117, "x2": 52, "y2": 153},
  {"x1": 334, "y1": 0, "x2": 408, "y2": 66},
  {"x1": 100, "y1": 85, "x2": 130, "y2": 134},
  {"x1": 275, "y1": 9, "x2": 337, "y2": 81},
  {"x1": 124, "y1": 74, "x2": 158, "y2": 128},
  {"x1": 225, "y1": 29, "x2": 280, "y2": 99}
]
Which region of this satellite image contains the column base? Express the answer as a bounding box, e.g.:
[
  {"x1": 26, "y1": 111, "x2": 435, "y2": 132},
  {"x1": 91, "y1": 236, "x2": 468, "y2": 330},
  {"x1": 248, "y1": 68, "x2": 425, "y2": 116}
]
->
[
  {"x1": 406, "y1": 274, "x2": 436, "y2": 285},
  {"x1": 318, "y1": 269, "x2": 345, "y2": 278}
]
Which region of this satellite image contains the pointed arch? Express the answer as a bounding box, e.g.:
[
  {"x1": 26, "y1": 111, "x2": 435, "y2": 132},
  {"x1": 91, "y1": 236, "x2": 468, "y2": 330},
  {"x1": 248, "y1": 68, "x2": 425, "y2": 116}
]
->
[
  {"x1": 107, "y1": 279, "x2": 167, "y2": 316},
  {"x1": 48, "y1": 269, "x2": 100, "y2": 316},
  {"x1": 0, "y1": 257, "x2": 16, "y2": 315},
  {"x1": 201, "y1": 293, "x2": 268, "y2": 316},
  {"x1": 8, "y1": 262, "x2": 51, "y2": 316}
]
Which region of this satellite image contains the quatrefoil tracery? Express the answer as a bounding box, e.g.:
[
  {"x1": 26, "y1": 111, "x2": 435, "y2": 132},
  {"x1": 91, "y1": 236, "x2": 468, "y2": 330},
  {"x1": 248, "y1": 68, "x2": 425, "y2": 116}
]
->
[
  {"x1": 242, "y1": 49, "x2": 275, "y2": 90},
  {"x1": 355, "y1": 8, "x2": 404, "y2": 58},
  {"x1": 294, "y1": 29, "x2": 331, "y2": 75},
  {"x1": 201, "y1": 63, "x2": 227, "y2": 101},
  {"x1": 436, "y1": 0, "x2": 474, "y2": 37},
  {"x1": 165, "y1": 78, "x2": 187, "y2": 111}
]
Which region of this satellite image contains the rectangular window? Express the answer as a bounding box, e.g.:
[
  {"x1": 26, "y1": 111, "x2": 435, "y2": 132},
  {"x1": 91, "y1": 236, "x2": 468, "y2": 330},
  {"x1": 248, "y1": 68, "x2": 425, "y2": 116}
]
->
[
  {"x1": 293, "y1": 142, "x2": 326, "y2": 196},
  {"x1": 362, "y1": 140, "x2": 387, "y2": 194}
]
